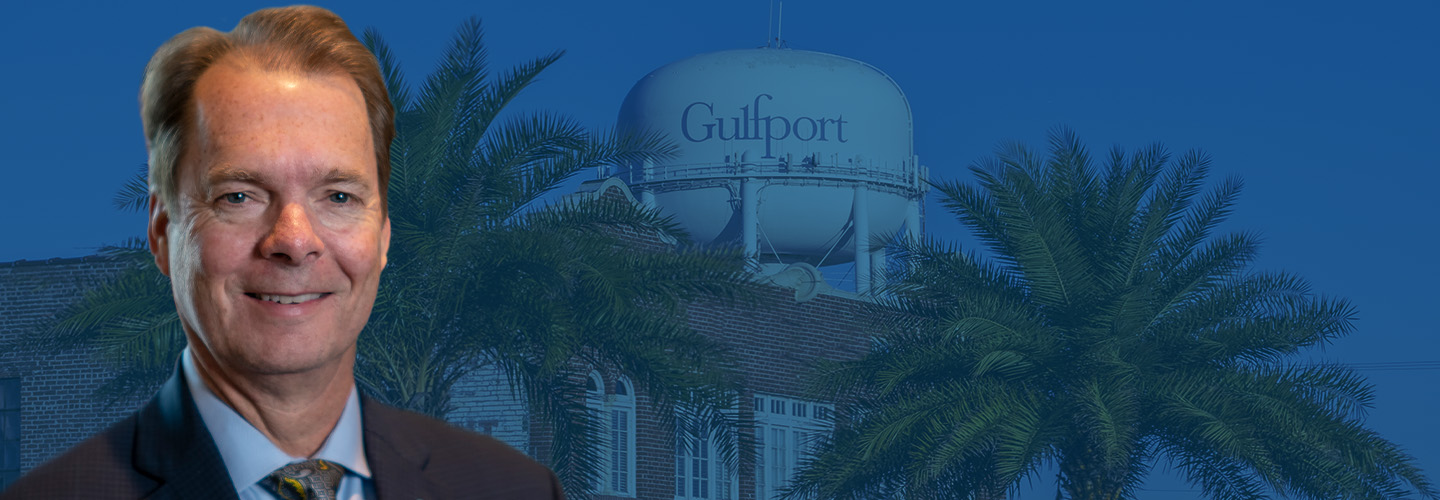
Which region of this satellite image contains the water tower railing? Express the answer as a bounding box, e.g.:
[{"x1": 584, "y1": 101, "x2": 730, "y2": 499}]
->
[{"x1": 624, "y1": 159, "x2": 923, "y2": 191}]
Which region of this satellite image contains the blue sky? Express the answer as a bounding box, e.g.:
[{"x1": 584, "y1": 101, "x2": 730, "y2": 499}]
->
[{"x1": 2, "y1": 1, "x2": 1436, "y2": 497}]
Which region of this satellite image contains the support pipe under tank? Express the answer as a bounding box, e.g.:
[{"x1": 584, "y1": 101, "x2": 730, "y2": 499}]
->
[
  {"x1": 854, "y1": 185, "x2": 870, "y2": 294},
  {"x1": 906, "y1": 196, "x2": 922, "y2": 242},
  {"x1": 870, "y1": 248, "x2": 886, "y2": 292},
  {"x1": 741, "y1": 152, "x2": 759, "y2": 267}
]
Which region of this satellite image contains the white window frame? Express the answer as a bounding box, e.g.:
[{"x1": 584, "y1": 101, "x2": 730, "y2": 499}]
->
[
  {"x1": 584, "y1": 372, "x2": 606, "y2": 494},
  {"x1": 587, "y1": 374, "x2": 636, "y2": 497},
  {"x1": 674, "y1": 409, "x2": 738, "y2": 500},
  {"x1": 753, "y1": 394, "x2": 832, "y2": 500}
]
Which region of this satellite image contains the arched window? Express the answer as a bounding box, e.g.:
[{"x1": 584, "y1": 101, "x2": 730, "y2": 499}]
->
[
  {"x1": 675, "y1": 411, "x2": 737, "y2": 500},
  {"x1": 608, "y1": 377, "x2": 636, "y2": 496},
  {"x1": 674, "y1": 395, "x2": 741, "y2": 500},
  {"x1": 584, "y1": 372, "x2": 606, "y2": 493},
  {"x1": 586, "y1": 373, "x2": 602, "y2": 393},
  {"x1": 585, "y1": 372, "x2": 637, "y2": 497}
]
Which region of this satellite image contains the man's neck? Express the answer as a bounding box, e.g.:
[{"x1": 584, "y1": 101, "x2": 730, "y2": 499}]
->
[{"x1": 187, "y1": 344, "x2": 355, "y2": 457}]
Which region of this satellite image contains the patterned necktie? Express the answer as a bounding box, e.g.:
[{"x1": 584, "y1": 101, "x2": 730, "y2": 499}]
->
[{"x1": 260, "y1": 459, "x2": 345, "y2": 500}]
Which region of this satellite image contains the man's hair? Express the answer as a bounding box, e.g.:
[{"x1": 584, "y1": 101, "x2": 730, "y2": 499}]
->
[{"x1": 140, "y1": 5, "x2": 393, "y2": 211}]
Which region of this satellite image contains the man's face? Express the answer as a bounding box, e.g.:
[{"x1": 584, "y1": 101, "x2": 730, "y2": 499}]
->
[{"x1": 149, "y1": 60, "x2": 389, "y2": 377}]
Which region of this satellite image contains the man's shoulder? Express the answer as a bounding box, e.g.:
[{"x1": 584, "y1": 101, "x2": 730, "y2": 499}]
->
[
  {"x1": 361, "y1": 397, "x2": 564, "y2": 499},
  {"x1": 362, "y1": 399, "x2": 531, "y2": 460},
  {"x1": 1, "y1": 413, "x2": 155, "y2": 499}
]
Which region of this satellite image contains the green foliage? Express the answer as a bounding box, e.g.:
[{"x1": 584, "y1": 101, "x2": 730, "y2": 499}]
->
[
  {"x1": 36, "y1": 238, "x2": 182, "y2": 407},
  {"x1": 787, "y1": 129, "x2": 1435, "y2": 500},
  {"x1": 360, "y1": 20, "x2": 754, "y2": 495},
  {"x1": 31, "y1": 18, "x2": 754, "y2": 499}
]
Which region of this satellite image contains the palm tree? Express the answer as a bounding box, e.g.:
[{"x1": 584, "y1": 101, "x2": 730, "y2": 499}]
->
[
  {"x1": 786, "y1": 129, "x2": 1435, "y2": 500},
  {"x1": 37, "y1": 19, "x2": 754, "y2": 498},
  {"x1": 360, "y1": 20, "x2": 754, "y2": 494}
]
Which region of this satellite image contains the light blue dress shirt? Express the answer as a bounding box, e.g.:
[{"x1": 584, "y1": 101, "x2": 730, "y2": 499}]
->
[{"x1": 182, "y1": 348, "x2": 376, "y2": 500}]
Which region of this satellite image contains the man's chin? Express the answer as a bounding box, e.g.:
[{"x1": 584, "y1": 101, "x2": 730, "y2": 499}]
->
[{"x1": 226, "y1": 346, "x2": 353, "y2": 378}]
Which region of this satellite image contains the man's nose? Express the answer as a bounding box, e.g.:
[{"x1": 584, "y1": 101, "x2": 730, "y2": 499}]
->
[{"x1": 259, "y1": 202, "x2": 324, "y2": 264}]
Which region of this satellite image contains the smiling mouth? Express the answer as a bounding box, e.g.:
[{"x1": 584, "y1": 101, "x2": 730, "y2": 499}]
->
[{"x1": 244, "y1": 292, "x2": 328, "y2": 305}]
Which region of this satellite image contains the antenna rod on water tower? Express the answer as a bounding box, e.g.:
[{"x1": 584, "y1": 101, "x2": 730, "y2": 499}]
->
[
  {"x1": 766, "y1": 1, "x2": 774, "y2": 47},
  {"x1": 778, "y1": 1, "x2": 784, "y2": 46}
]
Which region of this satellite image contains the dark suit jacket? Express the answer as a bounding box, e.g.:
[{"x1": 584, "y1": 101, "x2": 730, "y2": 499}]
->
[{"x1": 1, "y1": 370, "x2": 565, "y2": 499}]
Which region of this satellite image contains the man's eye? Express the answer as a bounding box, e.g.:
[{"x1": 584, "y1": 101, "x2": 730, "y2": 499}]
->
[
  {"x1": 222, "y1": 193, "x2": 248, "y2": 204},
  {"x1": 330, "y1": 192, "x2": 351, "y2": 204}
]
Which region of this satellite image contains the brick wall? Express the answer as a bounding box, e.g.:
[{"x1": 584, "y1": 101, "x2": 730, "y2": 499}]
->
[
  {"x1": 447, "y1": 361, "x2": 530, "y2": 451},
  {"x1": 0, "y1": 256, "x2": 148, "y2": 472}
]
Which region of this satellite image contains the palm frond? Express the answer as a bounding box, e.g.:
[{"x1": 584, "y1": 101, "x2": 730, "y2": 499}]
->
[
  {"x1": 361, "y1": 27, "x2": 412, "y2": 111},
  {"x1": 113, "y1": 165, "x2": 150, "y2": 213},
  {"x1": 795, "y1": 130, "x2": 1433, "y2": 500}
]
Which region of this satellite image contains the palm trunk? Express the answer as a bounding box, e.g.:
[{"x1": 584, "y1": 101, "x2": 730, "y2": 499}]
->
[{"x1": 1057, "y1": 454, "x2": 1125, "y2": 500}]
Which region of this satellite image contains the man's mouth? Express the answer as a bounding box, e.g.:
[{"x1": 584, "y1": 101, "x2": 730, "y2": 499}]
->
[{"x1": 245, "y1": 292, "x2": 328, "y2": 305}]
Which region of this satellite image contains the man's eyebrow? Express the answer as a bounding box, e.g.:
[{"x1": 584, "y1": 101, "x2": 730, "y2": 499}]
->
[
  {"x1": 207, "y1": 166, "x2": 262, "y2": 185},
  {"x1": 321, "y1": 169, "x2": 372, "y2": 189},
  {"x1": 205, "y1": 167, "x2": 373, "y2": 190}
]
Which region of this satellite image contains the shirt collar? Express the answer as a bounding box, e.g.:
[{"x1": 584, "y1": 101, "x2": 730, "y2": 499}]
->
[{"x1": 182, "y1": 347, "x2": 372, "y2": 494}]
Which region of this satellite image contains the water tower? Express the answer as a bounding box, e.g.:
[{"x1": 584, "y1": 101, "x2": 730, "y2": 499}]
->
[{"x1": 609, "y1": 48, "x2": 927, "y2": 294}]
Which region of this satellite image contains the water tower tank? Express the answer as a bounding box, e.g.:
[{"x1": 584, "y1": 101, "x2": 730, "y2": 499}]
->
[{"x1": 612, "y1": 48, "x2": 927, "y2": 292}]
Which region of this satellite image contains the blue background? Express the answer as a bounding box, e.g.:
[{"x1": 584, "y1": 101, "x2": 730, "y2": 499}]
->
[{"x1": 1, "y1": 1, "x2": 1435, "y2": 497}]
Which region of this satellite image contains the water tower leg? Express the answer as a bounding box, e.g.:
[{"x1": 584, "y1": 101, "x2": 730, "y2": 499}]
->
[
  {"x1": 854, "y1": 185, "x2": 870, "y2": 294},
  {"x1": 742, "y1": 178, "x2": 759, "y2": 267},
  {"x1": 870, "y1": 248, "x2": 886, "y2": 290},
  {"x1": 906, "y1": 197, "x2": 922, "y2": 242}
]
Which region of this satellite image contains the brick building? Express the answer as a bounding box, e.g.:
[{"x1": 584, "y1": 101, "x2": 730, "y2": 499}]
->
[
  {"x1": 0, "y1": 179, "x2": 876, "y2": 499},
  {"x1": 0, "y1": 256, "x2": 149, "y2": 489}
]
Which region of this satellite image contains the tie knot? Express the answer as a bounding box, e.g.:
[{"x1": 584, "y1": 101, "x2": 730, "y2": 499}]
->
[{"x1": 261, "y1": 459, "x2": 345, "y2": 500}]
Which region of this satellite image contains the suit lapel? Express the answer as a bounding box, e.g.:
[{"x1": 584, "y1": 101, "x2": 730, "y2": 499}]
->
[
  {"x1": 361, "y1": 394, "x2": 444, "y2": 500},
  {"x1": 127, "y1": 371, "x2": 450, "y2": 499},
  {"x1": 132, "y1": 369, "x2": 241, "y2": 500}
]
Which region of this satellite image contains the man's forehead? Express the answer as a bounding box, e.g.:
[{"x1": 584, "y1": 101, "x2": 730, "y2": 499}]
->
[
  {"x1": 191, "y1": 58, "x2": 366, "y2": 124},
  {"x1": 199, "y1": 52, "x2": 356, "y2": 93},
  {"x1": 181, "y1": 57, "x2": 375, "y2": 190}
]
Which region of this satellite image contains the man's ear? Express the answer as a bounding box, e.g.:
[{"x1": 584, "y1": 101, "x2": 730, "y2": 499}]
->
[
  {"x1": 148, "y1": 193, "x2": 171, "y2": 277},
  {"x1": 380, "y1": 215, "x2": 391, "y2": 269}
]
